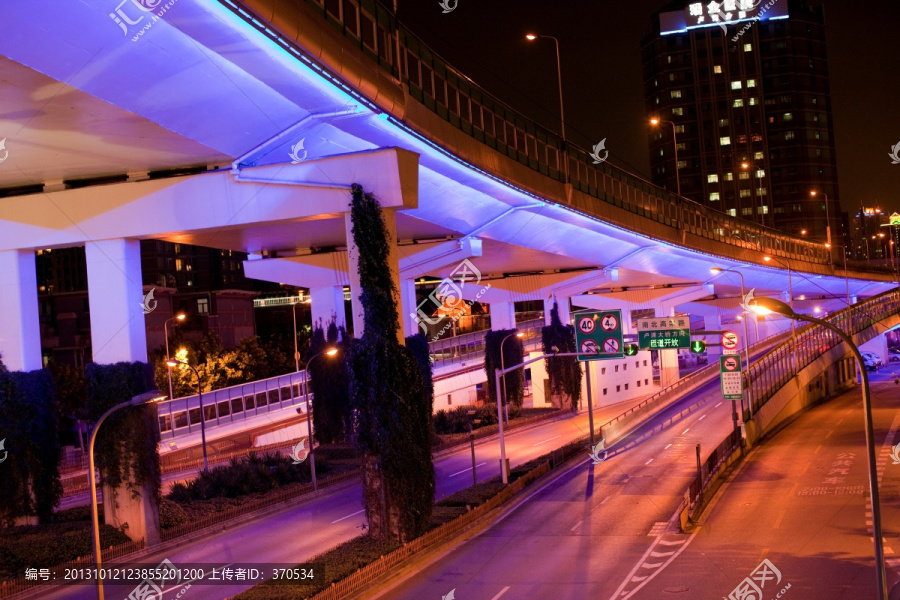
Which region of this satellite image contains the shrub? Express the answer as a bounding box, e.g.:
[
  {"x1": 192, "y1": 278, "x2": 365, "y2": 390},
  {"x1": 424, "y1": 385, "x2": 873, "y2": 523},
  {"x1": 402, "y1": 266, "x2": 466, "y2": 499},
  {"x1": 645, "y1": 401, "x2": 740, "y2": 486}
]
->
[{"x1": 158, "y1": 499, "x2": 189, "y2": 529}]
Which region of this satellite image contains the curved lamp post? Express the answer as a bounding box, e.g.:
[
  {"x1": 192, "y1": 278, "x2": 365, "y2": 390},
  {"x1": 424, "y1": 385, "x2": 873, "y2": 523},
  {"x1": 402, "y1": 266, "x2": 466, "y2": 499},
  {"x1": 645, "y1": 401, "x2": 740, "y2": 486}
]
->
[
  {"x1": 89, "y1": 390, "x2": 165, "y2": 600},
  {"x1": 526, "y1": 33, "x2": 568, "y2": 183},
  {"x1": 650, "y1": 118, "x2": 680, "y2": 196},
  {"x1": 747, "y1": 295, "x2": 887, "y2": 600},
  {"x1": 810, "y1": 190, "x2": 832, "y2": 248},
  {"x1": 499, "y1": 331, "x2": 524, "y2": 424},
  {"x1": 164, "y1": 313, "x2": 185, "y2": 400},
  {"x1": 165, "y1": 359, "x2": 208, "y2": 473},
  {"x1": 304, "y1": 347, "x2": 338, "y2": 491}
]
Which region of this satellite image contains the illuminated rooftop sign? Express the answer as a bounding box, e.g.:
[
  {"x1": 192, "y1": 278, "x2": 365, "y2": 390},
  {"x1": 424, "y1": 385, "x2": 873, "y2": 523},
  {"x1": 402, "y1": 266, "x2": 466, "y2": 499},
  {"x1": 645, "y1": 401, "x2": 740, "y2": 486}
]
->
[{"x1": 659, "y1": 0, "x2": 789, "y2": 35}]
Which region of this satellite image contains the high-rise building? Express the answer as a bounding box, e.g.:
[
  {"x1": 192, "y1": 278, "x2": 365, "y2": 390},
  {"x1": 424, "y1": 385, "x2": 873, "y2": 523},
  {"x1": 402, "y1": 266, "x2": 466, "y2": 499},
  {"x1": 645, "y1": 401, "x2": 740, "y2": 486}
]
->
[{"x1": 641, "y1": 0, "x2": 843, "y2": 242}]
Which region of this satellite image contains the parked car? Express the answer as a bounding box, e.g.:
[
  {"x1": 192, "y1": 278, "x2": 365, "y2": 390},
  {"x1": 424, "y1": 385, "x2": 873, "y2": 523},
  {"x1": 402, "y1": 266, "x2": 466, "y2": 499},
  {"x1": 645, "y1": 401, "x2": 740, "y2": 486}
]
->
[
  {"x1": 861, "y1": 351, "x2": 883, "y2": 368},
  {"x1": 863, "y1": 355, "x2": 879, "y2": 371},
  {"x1": 889, "y1": 353, "x2": 900, "y2": 363}
]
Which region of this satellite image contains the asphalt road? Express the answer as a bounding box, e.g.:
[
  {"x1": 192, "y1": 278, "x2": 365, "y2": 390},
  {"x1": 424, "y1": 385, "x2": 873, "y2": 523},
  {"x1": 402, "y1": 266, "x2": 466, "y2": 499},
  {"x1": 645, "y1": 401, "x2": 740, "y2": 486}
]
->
[{"x1": 372, "y1": 371, "x2": 900, "y2": 600}]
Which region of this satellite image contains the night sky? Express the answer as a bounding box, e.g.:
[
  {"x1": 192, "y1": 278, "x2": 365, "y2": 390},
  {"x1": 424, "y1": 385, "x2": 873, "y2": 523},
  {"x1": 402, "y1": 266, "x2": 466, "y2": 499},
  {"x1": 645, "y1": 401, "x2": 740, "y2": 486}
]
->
[{"x1": 396, "y1": 0, "x2": 900, "y2": 216}]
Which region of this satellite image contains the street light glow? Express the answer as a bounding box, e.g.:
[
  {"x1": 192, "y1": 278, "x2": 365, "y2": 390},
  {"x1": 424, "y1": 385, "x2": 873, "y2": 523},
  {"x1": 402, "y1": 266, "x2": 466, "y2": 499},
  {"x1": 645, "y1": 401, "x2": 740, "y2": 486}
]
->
[
  {"x1": 325, "y1": 348, "x2": 338, "y2": 356},
  {"x1": 165, "y1": 360, "x2": 177, "y2": 367},
  {"x1": 650, "y1": 117, "x2": 660, "y2": 125},
  {"x1": 763, "y1": 256, "x2": 772, "y2": 262},
  {"x1": 525, "y1": 33, "x2": 536, "y2": 40},
  {"x1": 175, "y1": 313, "x2": 186, "y2": 320},
  {"x1": 516, "y1": 332, "x2": 525, "y2": 338},
  {"x1": 710, "y1": 267, "x2": 722, "y2": 274}
]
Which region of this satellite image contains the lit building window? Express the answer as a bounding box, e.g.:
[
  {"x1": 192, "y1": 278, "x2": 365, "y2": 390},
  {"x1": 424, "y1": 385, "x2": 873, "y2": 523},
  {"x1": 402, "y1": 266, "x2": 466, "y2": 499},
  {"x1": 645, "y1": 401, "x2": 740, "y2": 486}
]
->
[
  {"x1": 675, "y1": 125, "x2": 685, "y2": 133},
  {"x1": 755, "y1": 169, "x2": 766, "y2": 178},
  {"x1": 740, "y1": 189, "x2": 751, "y2": 197},
  {"x1": 668, "y1": 55, "x2": 673, "y2": 64},
  {"x1": 676, "y1": 142, "x2": 686, "y2": 150},
  {"x1": 731, "y1": 81, "x2": 742, "y2": 90},
  {"x1": 744, "y1": 44, "x2": 753, "y2": 52},
  {"x1": 748, "y1": 97, "x2": 758, "y2": 105},
  {"x1": 719, "y1": 118, "x2": 729, "y2": 127},
  {"x1": 677, "y1": 160, "x2": 687, "y2": 169},
  {"x1": 720, "y1": 136, "x2": 731, "y2": 146},
  {"x1": 758, "y1": 187, "x2": 768, "y2": 196},
  {"x1": 754, "y1": 151, "x2": 764, "y2": 159},
  {"x1": 724, "y1": 172, "x2": 734, "y2": 181},
  {"x1": 727, "y1": 209, "x2": 737, "y2": 216},
  {"x1": 747, "y1": 79, "x2": 756, "y2": 88},
  {"x1": 739, "y1": 172, "x2": 750, "y2": 180},
  {"x1": 733, "y1": 98, "x2": 744, "y2": 108},
  {"x1": 783, "y1": 112, "x2": 793, "y2": 121},
  {"x1": 710, "y1": 192, "x2": 720, "y2": 201},
  {"x1": 708, "y1": 174, "x2": 719, "y2": 183},
  {"x1": 176, "y1": 258, "x2": 183, "y2": 271},
  {"x1": 785, "y1": 131, "x2": 795, "y2": 140},
  {"x1": 198, "y1": 298, "x2": 209, "y2": 313},
  {"x1": 760, "y1": 205, "x2": 769, "y2": 213},
  {"x1": 714, "y1": 65, "x2": 723, "y2": 74},
  {"x1": 672, "y1": 107, "x2": 684, "y2": 116},
  {"x1": 669, "y1": 73, "x2": 676, "y2": 81},
  {"x1": 742, "y1": 207, "x2": 753, "y2": 215},
  {"x1": 671, "y1": 90, "x2": 682, "y2": 99},
  {"x1": 814, "y1": 131, "x2": 821, "y2": 140}
]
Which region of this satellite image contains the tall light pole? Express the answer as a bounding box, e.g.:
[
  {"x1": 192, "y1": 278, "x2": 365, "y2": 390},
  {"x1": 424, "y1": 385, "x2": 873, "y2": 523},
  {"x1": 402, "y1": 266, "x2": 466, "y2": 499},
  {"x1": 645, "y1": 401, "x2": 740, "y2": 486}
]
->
[
  {"x1": 89, "y1": 390, "x2": 164, "y2": 600},
  {"x1": 748, "y1": 296, "x2": 888, "y2": 600},
  {"x1": 166, "y1": 359, "x2": 208, "y2": 473},
  {"x1": 303, "y1": 347, "x2": 338, "y2": 491},
  {"x1": 164, "y1": 313, "x2": 186, "y2": 400},
  {"x1": 650, "y1": 118, "x2": 680, "y2": 196},
  {"x1": 526, "y1": 33, "x2": 568, "y2": 183},
  {"x1": 499, "y1": 331, "x2": 524, "y2": 424},
  {"x1": 710, "y1": 267, "x2": 753, "y2": 417},
  {"x1": 810, "y1": 190, "x2": 832, "y2": 248}
]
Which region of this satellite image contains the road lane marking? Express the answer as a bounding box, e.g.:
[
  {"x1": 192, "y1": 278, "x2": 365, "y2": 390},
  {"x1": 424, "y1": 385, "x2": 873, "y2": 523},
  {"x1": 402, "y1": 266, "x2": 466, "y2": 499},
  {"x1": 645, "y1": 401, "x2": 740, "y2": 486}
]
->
[
  {"x1": 824, "y1": 431, "x2": 833, "y2": 439},
  {"x1": 650, "y1": 551, "x2": 675, "y2": 557},
  {"x1": 533, "y1": 435, "x2": 561, "y2": 446},
  {"x1": 608, "y1": 532, "x2": 699, "y2": 600},
  {"x1": 664, "y1": 444, "x2": 672, "y2": 450},
  {"x1": 773, "y1": 509, "x2": 786, "y2": 529},
  {"x1": 682, "y1": 428, "x2": 690, "y2": 434},
  {"x1": 449, "y1": 462, "x2": 486, "y2": 477},
  {"x1": 601, "y1": 495, "x2": 611, "y2": 504},
  {"x1": 331, "y1": 509, "x2": 366, "y2": 523},
  {"x1": 714, "y1": 402, "x2": 722, "y2": 408},
  {"x1": 570, "y1": 519, "x2": 583, "y2": 532},
  {"x1": 814, "y1": 444, "x2": 822, "y2": 454},
  {"x1": 645, "y1": 459, "x2": 654, "y2": 465},
  {"x1": 698, "y1": 414, "x2": 706, "y2": 421},
  {"x1": 491, "y1": 586, "x2": 511, "y2": 600}
]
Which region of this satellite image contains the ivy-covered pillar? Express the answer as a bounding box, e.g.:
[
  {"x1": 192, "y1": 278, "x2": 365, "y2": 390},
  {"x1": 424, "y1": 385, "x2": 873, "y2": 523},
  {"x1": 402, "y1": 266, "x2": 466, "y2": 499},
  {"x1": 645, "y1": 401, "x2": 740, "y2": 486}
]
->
[
  {"x1": 85, "y1": 239, "x2": 148, "y2": 364},
  {"x1": 0, "y1": 250, "x2": 42, "y2": 372},
  {"x1": 344, "y1": 212, "x2": 404, "y2": 343},
  {"x1": 400, "y1": 278, "x2": 420, "y2": 338},
  {"x1": 543, "y1": 295, "x2": 571, "y2": 327}
]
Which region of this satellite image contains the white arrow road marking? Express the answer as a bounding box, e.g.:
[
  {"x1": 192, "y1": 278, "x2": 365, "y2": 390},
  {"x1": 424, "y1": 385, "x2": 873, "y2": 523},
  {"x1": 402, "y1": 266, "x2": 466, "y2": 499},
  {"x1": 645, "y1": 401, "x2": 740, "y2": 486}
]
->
[{"x1": 606, "y1": 532, "x2": 698, "y2": 600}]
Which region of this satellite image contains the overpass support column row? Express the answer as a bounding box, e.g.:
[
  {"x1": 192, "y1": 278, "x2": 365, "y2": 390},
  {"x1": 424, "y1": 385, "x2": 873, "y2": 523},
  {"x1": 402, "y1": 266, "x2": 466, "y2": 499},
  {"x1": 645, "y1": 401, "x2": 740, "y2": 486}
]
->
[
  {"x1": 0, "y1": 250, "x2": 42, "y2": 372},
  {"x1": 310, "y1": 286, "x2": 347, "y2": 331}
]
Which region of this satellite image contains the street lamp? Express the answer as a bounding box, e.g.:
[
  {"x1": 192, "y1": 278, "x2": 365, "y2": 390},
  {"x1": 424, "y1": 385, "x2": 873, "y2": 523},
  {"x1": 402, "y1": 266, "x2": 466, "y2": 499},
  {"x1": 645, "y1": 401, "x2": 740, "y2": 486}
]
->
[
  {"x1": 710, "y1": 267, "x2": 754, "y2": 418},
  {"x1": 164, "y1": 313, "x2": 186, "y2": 400},
  {"x1": 526, "y1": 33, "x2": 568, "y2": 182},
  {"x1": 303, "y1": 347, "x2": 338, "y2": 491},
  {"x1": 810, "y1": 190, "x2": 832, "y2": 248},
  {"x1": 89, "y1": 390, "x2": 165, "y2": 600},
  {"x1": 166, "y1": 359, "x2": 208, "y2": 473},
  {"x1": 746, "y1": 296, "x2": 888, "y2": 600},
  {"x1": 650, "y1": 117, "x2": 681, "y2": 196},
  {"x1": 500, "y1": 331, "x2": 525, "y2": 425},
  {"x1": 466, "y1": 409, "x2": 480, "y2": 493}
]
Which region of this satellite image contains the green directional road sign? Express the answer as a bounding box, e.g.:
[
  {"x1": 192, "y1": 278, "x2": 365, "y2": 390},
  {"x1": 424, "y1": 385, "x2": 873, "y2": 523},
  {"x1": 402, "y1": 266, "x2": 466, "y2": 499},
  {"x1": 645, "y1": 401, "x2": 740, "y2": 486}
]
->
[
  {"x1": 624, "y1": 343, "x2": 639, "y2": 356},
  {"x1": 574, "y1": 309, "x2": 624, "y2": 361},
  {"x1": 635, "y1": 315, "x2": 692, "y2": 350},
  {"x1": 690, "y1": 340, "x2": 707, "y2": 354},
  {"x1": 719, "y1": 355, "x2": 743, "y2": 400}
]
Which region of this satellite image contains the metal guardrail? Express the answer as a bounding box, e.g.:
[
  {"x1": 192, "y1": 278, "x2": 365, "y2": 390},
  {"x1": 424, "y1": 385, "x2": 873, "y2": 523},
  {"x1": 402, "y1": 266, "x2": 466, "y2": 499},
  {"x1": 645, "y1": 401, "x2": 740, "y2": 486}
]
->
[
  {"x1": 746, "y1": 289, "x2": 900, "y2": 414},
  {"x1": 253, "y1": 0, "x2": 835, "y2": 265},
  {"x1": 685, "y1": 428, "x2": 743, "y2": 513},
  {"x1": 429, "y1": 318, "x2": 544, "y2": 368}
]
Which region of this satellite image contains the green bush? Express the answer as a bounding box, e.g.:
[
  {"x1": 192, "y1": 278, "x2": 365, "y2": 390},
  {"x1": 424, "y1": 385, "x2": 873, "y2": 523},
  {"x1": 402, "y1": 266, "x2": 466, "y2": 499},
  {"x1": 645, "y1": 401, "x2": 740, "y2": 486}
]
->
[
  {"x1": 0, "y1": 521, "x2": 130, "y2": 580},
  {"x1": 158, "y1": 499, "x2": 190, "y2": 529},
  {"x1": 432, "y1": 404, "x2": 520, "y2": 435},
  {"x1": 167, "y1": 451, "x2": 324, "y2": 502}
]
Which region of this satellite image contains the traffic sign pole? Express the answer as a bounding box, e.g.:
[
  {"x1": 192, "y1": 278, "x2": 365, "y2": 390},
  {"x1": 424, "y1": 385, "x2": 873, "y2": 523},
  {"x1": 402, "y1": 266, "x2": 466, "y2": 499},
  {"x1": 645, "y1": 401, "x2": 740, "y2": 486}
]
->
[{"x1": 585, "y1": 361, "x2": 594, "y2": 447}]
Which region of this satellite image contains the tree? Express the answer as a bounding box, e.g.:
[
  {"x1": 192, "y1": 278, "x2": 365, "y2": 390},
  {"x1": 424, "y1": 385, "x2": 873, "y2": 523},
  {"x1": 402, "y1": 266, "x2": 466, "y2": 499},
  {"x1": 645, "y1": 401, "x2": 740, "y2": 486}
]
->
[
  {"x1": 541, "y1": 302, "x2": 582, "y2": 411},
  {"x1": 307, "y1": 319, "x2": 351, "y2": 444},
  {"x1": 484, "y1": 329, "x2": 525, "y2": 407},
  {"x1": 347, "y1": 184, "x2": 435, "y2": 542},
  {"x1": 0, "y1": 368, "x2": 61, "y2": 525}
]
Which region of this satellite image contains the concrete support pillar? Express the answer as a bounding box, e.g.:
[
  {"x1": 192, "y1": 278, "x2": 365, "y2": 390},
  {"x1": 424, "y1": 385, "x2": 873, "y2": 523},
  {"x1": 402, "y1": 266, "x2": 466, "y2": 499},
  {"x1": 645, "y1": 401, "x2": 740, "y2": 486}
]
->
[
  {"x1": 344, "y1": 210, "x2": 404, "y2": 344},
  {"x1": 86, "y1": 239, "x2": 147, "y2": 364},
  {"x1": 850, "y1": 294, "x2": 858, "y2": 305},
  {"x1": 657, "y1": 307, "x2": 679, "y2": 388},
  {"x1": 543, "y1": 296, "x2": 571, "y2": 326},
  {"x1": 704, "y1": 314, "x2": 723, "y2": 359},
  {"x1": 0, "y1": 250, "x2": 42, "y2": 372},
  {"x1": 621, "y1": 309, "x2": 634, "y2": 335},
  {"x1": 490, "y1": 301, "x2": 517, "y2": 331},
  {"x1": 400, "y1": 278, "x2": 419, "y2": 338},
  {"x1": 310, "y1": 286, "x2": 347, "y2": 331}
]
